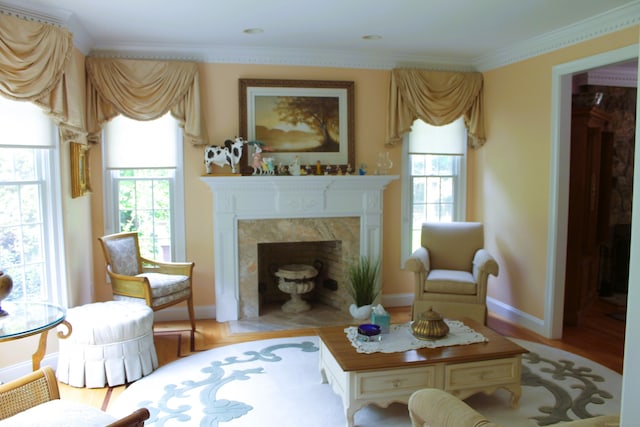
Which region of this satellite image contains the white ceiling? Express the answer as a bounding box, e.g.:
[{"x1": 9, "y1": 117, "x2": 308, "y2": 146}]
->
[{"x1": 2, "y1": 0, "x2": 640, "y2": 70}]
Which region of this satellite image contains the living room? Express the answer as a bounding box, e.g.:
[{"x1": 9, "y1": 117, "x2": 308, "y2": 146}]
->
[{"x1": 0, "y1": 1, "x2": 639, "y2": 424}]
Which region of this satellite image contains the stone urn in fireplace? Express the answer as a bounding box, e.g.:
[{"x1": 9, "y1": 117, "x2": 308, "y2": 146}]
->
[{"x1": 274, "y1": 261, "x2": 322, "y2": 313}]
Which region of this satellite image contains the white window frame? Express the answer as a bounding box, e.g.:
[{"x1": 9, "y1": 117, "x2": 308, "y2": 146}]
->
[
  {"x1": 102, "y1": 116, "x2": 187, "y2": 261},
  {"x1": 0, "y1": 100, "x2": 67, "y2": 306},
  {"x1": 401, "y1": 120, "x2": 467, "y2": 265}
]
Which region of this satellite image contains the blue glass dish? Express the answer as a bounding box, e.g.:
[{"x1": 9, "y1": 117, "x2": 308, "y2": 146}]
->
[{"x1": 357, "y1": 323, "x2": 382, "y2": 342}]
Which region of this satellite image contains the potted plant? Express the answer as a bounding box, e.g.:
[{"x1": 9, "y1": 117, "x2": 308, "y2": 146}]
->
[{"x1": 346, "y1": 256, "x2": 381, "y2": 319}]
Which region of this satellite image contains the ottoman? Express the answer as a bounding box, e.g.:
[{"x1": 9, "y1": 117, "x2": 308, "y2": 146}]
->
[{"x1": 56, "y1": 301, "x2": 158, "y2": 388}]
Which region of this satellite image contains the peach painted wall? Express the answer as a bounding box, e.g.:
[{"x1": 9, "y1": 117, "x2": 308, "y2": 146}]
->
[
  {"x1": 91, "y1": 63, "x2": 412, "y2": 316},
  {"x1": 476, "y1": 26, "x2": 639, "y2": 320}
]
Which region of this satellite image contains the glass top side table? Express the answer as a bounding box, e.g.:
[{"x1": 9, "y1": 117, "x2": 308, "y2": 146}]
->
[{"x1": 0, "y1": 301, "x2": 72, "y2": 370}]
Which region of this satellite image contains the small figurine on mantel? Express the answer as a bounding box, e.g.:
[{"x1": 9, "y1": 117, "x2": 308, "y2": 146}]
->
[
  {"x1": 346, "y1": 164, "x2": 353, "y2": 175},
  {"x1": 204, "y1": 136, "x2": 247, "y2": 174}
]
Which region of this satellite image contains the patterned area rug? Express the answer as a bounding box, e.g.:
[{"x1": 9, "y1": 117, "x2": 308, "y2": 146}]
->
[{"x1": 108, "y1": 336, "x2": 621, "y2": 426}]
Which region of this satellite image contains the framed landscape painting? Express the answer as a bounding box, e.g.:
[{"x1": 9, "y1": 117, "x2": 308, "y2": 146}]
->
[{"x1": 239, "y1": 78, "x2": 354, "y2": 173}]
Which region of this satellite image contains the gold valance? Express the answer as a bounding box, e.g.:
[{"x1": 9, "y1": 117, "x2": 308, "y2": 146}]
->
[
  {"x1": 85, "y1": 57, "x2": 208, "y2": 145},
  {"x1": 0, "y1": 13, "x2": 85, "y2": 142},
  {"x1": 387, "y1": 68, "x2": 486, "y2": 149}
]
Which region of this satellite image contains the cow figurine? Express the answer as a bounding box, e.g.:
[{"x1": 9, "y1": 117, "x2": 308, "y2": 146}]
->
[{"x1": 204, "y1": 137, "x2": 246, "y2": 174}]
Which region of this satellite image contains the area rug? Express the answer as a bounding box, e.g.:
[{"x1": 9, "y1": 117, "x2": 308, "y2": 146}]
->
[{"x1": 108, "y1": 336, "x2": 621, "y2": 426}]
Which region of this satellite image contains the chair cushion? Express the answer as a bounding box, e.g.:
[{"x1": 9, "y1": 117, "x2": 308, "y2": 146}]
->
[
  {"x1": 103, "y1": 235, "x2": 141, "y2": 276},
  {"x1": 422, "y1": 222, "x2": 483, "y2": 271},
  {"x1": 136, "y1": 272, "x2": 190, "y2": 298},
  {"x1": 424, "y1": 270, "x2": 477, "y2": 295},
  {"x1": 0, "y1": 400, "x2": 117, "y2": 426}
]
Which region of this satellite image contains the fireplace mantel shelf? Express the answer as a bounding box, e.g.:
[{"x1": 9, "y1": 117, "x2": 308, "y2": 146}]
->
[{"x1": 200, "y1": 174, "x2": 399, "y2": 321}]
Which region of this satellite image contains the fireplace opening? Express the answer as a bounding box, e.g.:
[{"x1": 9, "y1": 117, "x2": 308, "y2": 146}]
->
[{"x1": 257, "y1": 240, "x2": 346, "y2": 315}]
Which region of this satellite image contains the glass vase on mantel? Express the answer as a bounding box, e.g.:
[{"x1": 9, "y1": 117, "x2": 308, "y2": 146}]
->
[{"x1": 375, "y1": 152, "x2": 393, "y2": 175}]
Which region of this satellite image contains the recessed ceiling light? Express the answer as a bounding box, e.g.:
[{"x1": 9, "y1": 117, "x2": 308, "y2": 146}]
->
[
  {"x1": 362, "y1": 35, "x2": 382, "y2": 40},
  {"x1": 243, "y1": 28, "x2": 264, "y2": 35}
]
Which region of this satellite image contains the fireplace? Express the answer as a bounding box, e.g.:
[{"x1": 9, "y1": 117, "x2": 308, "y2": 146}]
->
[{"x1": 200, "y1": 175, "x2": 397, "y2": 321}]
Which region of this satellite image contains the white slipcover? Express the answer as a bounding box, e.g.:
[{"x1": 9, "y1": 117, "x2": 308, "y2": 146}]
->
[{"x1": 56, "y1": 301, "x2": 158, "y2": 388}]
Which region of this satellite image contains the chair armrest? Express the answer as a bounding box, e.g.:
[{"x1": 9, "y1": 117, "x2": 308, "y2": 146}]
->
[
  {"x1": 0, "y1": 366, "x2": 59, "y2": 420},
  {"x1": 404, "y1": 247, "x2": 430, "y2": 273},
  {"x1": 141, "y1": 257, "x2": 194, "y2": 276},
  {"x1": 408, "y1": 388, "x2": 495, "y2": 427},
  {"x1": 107, "y1": 408, "x2": 150, "y2": 427},
  {"x1": 472, "y1": 249, "x2": 499, "y2": 278},
  {"x1": 106, "y1": 266, "x2": 153, "y2": 301}
]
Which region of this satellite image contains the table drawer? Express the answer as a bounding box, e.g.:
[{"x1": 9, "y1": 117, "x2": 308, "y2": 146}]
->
[
  {"x1": 355, "y1": 366, "x2": 439, "y2": 399},
  {"x1": 445, "y1": 357, "x2": 520, "y2": 391}
]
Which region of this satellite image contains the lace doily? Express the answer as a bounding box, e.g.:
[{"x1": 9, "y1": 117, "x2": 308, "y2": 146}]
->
[{"x1": 345, "y1": 320, "x2": 488, "y2": 354}]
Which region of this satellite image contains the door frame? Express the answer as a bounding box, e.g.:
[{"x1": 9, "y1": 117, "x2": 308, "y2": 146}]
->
[{"x1": 546, "y1": 44, "x2": 638, "y2": 339}]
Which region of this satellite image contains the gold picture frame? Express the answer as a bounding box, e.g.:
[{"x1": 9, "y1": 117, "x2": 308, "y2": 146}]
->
[
  {"x1": 70, "y1": 142, "x2": 91, "y2": 198},
  {"x1": 239, "y1": 78, "x2": 355, "y2": 174}
]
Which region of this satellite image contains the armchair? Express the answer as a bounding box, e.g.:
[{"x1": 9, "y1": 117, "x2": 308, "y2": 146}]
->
[
  {"x1": 408, "y1": 388, "x2": 619, "y2": 427},
  {"x1": 98, "y1": 231, "x2": 196, "y2": 333},
  {"x1": 404, "y1": 222, "x2": 498, "y2": 324},
  {"x1": 0, "y1": 366, "x2": 149, "y2": 426}
]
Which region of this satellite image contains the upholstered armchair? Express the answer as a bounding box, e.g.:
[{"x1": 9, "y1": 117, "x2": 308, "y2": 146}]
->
[
  {"x1": 404, "y1": 222, "x2": 498, "y2": 325},
  {"x1": 408, "y1": 388, "x2": 619, "y2": 427},
  {"x1": 98, "y1": 231, "x2": 196, "y2": 333},
  {"x1": 0, "y1": 366, "x2": 149, "y2": 426}
]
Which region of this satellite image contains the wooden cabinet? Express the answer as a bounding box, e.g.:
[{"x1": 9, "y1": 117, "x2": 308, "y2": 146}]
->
[{"x1": 564, "y1": 107, "x2": 613, "y2": 326}]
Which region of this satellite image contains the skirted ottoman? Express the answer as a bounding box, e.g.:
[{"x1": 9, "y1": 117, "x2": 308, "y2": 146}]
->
[{"x1": 56, "y1": 301, "x2": 158, "y2": 388}]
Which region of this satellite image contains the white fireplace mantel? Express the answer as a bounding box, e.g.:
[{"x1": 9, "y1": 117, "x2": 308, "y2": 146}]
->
[{"x1": 201, "y1": 175, "x2": 398, "y2": 321}]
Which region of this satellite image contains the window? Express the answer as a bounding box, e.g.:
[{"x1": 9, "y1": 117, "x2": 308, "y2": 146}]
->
[
  {"x1": 103, "y1": 113, "x2": 186, "y2": 261},
  {"x1": 0, "y1": 98, "x2": 66, "y2": 304},
  {"x1": 402, "y1": 117, "x2": 467, "y2": 259}
]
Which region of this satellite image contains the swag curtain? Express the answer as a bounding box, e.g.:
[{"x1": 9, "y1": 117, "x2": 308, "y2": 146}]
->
[
  {"x1": 0, "y1": 13, "x2": 84, "y2": 143},
  {"x1": 387, "y1": 68, "x2": 486, "y2": 149},
  {"x1": 85, "y1": 57, "x2": 208, "y2": 146}
]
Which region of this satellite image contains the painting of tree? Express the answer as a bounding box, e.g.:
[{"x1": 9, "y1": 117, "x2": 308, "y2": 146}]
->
[
  {"x1": 239, "y1": 79, "x2": 354, "y2": 173},
  {"x1": 255, "y1": 95, "x2": 340, "y2": 153}
]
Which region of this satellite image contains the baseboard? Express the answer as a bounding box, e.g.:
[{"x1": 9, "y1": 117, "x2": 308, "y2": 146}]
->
[
  {"x1": 381, "y1": 292, "x2": 413, "y2": 308},
  {"x1": 0, "y1": 354, "x2": 58, "y2": 384},
  {"x1": 487, "y1": 296, "x2": 546, "y2": 336},
  {"x1": 153, "y1": 304, "x2": 216, "y2": 323}
]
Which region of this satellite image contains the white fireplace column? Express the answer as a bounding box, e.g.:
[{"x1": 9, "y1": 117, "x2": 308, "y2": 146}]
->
[{"x1": 201, "y1": 175, "x2": 398, "y2": 321}]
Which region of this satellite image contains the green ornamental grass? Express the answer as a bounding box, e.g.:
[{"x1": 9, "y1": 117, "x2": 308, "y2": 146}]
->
[{"x1": 347, "y1": 256, "x2": 381, "y2": 307}]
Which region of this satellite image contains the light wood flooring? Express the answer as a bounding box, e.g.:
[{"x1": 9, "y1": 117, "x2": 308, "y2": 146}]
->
[{"x1": 58, "y1": 300, "x2": 626, "y2": 412}]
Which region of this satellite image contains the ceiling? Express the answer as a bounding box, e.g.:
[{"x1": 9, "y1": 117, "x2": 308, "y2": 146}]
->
[{"x1": 2, "y1": 0, "x2": 640, "y2": 70}]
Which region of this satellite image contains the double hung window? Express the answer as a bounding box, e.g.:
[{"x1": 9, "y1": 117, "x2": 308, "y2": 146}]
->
[
  {"x1": 403, "y1": 117, "x2": 467, "y2": 259},
  {"x1": 103, "y1": 113, "x2": 186, "y2": 261},
  {"x1": 0, "y1": 98, "x2": 66, "y2": 303}
]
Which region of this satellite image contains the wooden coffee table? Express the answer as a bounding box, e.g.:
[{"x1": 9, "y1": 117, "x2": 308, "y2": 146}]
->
[{"x1": 318, "y1": 318, "x2": 527, "y2": 427}]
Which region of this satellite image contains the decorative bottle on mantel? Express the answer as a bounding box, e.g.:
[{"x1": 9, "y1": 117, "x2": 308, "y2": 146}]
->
[{"x1": 376, "y1": 152, "x2": 393, "y2": 175}]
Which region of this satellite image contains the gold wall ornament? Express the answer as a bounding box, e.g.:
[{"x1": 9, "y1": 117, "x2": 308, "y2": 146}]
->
[{"x1": 71, "y1": 142, "x2": 92, "y2": 198}]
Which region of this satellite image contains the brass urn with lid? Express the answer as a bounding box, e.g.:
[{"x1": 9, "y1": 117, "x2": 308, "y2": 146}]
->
[{"x1": 411, "y1": 307, "x2": 449, "y2": 340}]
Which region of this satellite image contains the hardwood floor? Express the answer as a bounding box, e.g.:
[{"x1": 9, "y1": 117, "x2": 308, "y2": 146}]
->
[{"x1": 58, "y1": 301, "x2": 626, "y2": 412}]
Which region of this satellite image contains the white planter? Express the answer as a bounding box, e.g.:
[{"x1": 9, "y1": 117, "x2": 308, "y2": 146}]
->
[{"x1": 349, "y1": 304, "x2": 373, "y2": 320}]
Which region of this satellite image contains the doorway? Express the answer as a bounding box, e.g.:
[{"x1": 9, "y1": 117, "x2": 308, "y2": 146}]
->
[
  {"x1": 547, "y1": 45, "x2": 638, "y2": 340},
  {"x1": 563, "y1": 70, "x2": 635, "y2": 328}
]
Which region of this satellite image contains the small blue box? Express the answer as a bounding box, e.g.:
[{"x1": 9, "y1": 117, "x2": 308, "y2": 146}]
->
[{"x1": 370, "y1": 312, "x2": 390, "y2": 333}]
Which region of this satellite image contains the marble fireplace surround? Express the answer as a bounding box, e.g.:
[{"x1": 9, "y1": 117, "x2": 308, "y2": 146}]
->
[{"x1": 200, "y1": 175, "x2": 398, "y2": 321}]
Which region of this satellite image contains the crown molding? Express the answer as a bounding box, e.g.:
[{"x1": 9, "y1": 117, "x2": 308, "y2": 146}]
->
[
  {"x1": 473, "y1": 1, "x2": 640, "y2": 71},
  {"x1": 89, "y1": 44, "x2": 475, "y2": 71},
  {"x1": 574, "y1": 65, "x2": 638, "y2": 88},
  {"x1": 2, "y1": 1, "x2": 640, "y2": 71}
]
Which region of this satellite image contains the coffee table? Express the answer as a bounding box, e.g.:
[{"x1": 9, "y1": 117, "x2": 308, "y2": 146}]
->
[{"x1": 318, "y1": 318, "x2": 527, "y2": 427}]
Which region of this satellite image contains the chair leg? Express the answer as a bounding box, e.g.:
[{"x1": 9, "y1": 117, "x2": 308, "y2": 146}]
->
[{"x1": 187, "y1": 295, "x2": 196, "y2": 333}]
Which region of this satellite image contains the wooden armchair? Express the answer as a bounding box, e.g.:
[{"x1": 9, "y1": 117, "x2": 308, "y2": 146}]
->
[
  {"x1": 405, "y1": 222, "x2": 498, "y2": 324},
  {"x1": 98, "y1": 231, "x2": 196, "y2": 333},
  {"x1": 0, "y1": 366, "x2": 149, "y2": 426}
]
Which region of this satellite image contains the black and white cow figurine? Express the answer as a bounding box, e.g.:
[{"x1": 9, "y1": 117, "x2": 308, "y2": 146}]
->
[{"x1": 204, "y1": 137, "x2": 246, "y2": 174}]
